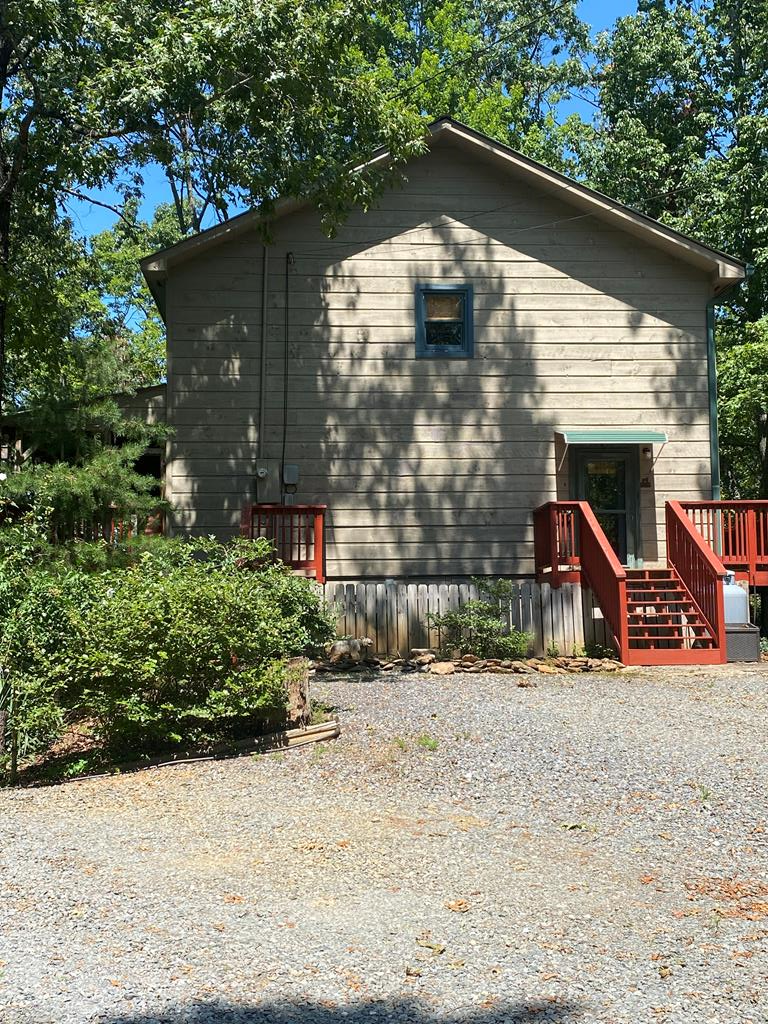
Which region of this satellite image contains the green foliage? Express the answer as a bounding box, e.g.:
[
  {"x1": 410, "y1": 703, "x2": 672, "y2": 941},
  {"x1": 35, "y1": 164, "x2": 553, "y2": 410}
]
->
[
  {"x1": 429, "y1": 578, "x2": 531, "y2": 660},
  {"x1": 717, "y1": 317, "x2": 768, "y2": 497},
  {"x1": 586, "y1": 0, "x2": 768, "y2": 496},
  {"x1": 0, "y1": 442, "x2": 166, "y2": 542},
  {"x1": 0, "y1": 533, "x2": 334, "y2": 780},
  {"x1": 379, "y1": 0, "x2": 592, "y2": 174}
]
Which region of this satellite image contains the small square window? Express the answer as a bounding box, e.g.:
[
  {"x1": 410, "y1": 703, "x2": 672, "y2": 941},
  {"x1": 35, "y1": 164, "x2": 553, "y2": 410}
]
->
[{"x1": 416, "y1": 284, "x2": 474, "y2": 358}]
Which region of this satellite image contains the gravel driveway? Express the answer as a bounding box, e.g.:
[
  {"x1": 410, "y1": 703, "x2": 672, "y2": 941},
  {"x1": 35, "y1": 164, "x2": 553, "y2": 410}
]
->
[{"x1": 1, "y1": 665, "x2": 767, "y2": 1024}]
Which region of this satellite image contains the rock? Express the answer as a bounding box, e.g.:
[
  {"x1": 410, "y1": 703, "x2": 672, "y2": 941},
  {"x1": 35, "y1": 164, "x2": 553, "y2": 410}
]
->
[
  {"x1": 328, "y1": 637, "x2": 374, "y2": 665},
  {"x1": 536, "y1": 663, "x2": 565, "y2": 674},
  {"x1": 410, "y1": 648, "x2": 434, "y2": 660},
  {"x1": 413, "y1": 652, "x2": 436, "y2": 666},
  {"x1": 429, "y1": 661, "x2": 456, "y2": 675},
  {"x1": 460, "y1": 654, "x2": 479, "y2": 664}
]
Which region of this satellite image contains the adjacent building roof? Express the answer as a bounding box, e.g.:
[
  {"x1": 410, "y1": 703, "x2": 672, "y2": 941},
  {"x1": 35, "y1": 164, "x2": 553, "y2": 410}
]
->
[{"x1": 141, "y1": 117, "x2": 746, "y2": 319}]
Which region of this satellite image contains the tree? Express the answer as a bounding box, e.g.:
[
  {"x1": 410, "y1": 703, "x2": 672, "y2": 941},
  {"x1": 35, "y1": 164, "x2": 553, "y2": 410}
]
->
[
  {"x1": 87, "y1": 202, "x2": 182, "y2": 389},
  {"x1": 0, "y1": 193, "x2": 179, "y2": 460},
  {"x1": 585, "y1": 0, "x2": 768, "y2": 497},
  {"x1": 378, "y1": 0, "x2": 593, "y2": 172},
  {"x1": 0, "y1": 0, "x2": 427, "y2": 410}
]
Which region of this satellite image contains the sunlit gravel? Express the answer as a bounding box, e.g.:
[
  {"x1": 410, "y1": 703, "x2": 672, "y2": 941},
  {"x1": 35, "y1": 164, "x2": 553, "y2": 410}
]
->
[{"x1": 1, "y1": 664, "x2": 767, "y2": 1024}]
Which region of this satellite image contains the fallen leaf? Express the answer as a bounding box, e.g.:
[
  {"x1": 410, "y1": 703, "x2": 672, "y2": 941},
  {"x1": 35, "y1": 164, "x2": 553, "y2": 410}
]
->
[
  {"x1": 416, "y1": 939, "x2": 446, "y2": 955},
  {"x1": 405, "y1": 965, "x2": 422, "y2": 978},
  {"x1": 659, "y1": 966, "x2": 672, "y2": 979},
  {"x1": 445, "y1": 899, "x2": 470, "y2": 913},
  {"x1": 641, "y1": 875, "x2": 656, "y2": 885}
]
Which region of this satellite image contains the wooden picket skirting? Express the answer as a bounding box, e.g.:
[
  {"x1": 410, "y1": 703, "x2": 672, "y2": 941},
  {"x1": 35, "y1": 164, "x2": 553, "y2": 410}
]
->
[{"x1": 321, "y1": 579, "x2": 588, "y2": 657}]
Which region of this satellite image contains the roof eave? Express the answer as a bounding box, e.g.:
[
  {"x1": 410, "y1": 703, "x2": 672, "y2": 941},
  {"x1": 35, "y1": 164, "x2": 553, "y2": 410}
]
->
[{"x1": 139, "y1": 116, "x2": 747, "y2": 319}]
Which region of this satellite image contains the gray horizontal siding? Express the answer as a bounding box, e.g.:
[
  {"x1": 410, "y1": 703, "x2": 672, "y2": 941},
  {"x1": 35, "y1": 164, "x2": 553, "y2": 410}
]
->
[{"x1": 165, "y1": 145, "x2": 712, "y2": 576}]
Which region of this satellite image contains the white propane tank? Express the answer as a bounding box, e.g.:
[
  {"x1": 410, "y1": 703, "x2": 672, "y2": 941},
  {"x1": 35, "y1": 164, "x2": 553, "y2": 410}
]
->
[{"x1": 723, "y1": 571, "x2": 749, "y2": 624}]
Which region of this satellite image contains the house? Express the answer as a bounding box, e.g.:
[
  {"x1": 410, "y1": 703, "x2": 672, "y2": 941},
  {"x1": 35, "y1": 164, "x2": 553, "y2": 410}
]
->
[{"x1": 141, "y1": 118, "x2": 763, "y2": 664}]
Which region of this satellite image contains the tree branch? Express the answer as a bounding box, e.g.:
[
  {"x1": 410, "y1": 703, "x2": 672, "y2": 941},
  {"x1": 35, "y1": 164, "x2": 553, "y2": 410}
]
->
[{"x1": 59, "y1": 188, "x2": 139, "y2": 236}]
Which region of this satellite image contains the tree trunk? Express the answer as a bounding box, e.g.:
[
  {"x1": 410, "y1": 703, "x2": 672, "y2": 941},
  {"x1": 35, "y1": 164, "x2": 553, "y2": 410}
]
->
[
  {"x1": 0, "y1": 193, "x2": 10, "y2": 416},
  {"x1": 757, "y1": 409, "x2": 768, "y2": 635}
]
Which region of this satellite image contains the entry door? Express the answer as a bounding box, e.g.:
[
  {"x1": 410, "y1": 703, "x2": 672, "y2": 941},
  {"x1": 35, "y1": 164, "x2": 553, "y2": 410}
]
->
[{"x1": 573, "y1": 449, "x2": 640, "y2": 566}]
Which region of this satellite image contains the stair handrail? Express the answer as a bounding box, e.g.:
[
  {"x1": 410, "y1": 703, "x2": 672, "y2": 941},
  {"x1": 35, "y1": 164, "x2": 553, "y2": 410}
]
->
[
  {"x1": 575, "y1": 501, "x2": 629, "y2": 655},
  {"x1": 533, "y1": 500, "x2": 628, "y2": 655},
  {"x1": 666, "y1": 500, "x2": 726, "y2": 646}
]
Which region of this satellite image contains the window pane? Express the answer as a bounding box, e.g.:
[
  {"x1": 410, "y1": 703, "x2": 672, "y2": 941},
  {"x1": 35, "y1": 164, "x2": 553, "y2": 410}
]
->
[
  {"x1": 426, "y1": 320, "x2": 464, "y2": 346},
  {"x1": 585, "y1": 460, "x2": 626, "y2": 511},
  {"x1": 426, "y1": 292, "x2": 463, "y2": 320}
]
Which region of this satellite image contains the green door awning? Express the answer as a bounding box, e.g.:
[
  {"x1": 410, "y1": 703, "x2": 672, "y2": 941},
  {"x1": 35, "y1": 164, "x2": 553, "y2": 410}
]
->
[{"x1": 557, "y1": 430, "x2": 669, "y2": 445}]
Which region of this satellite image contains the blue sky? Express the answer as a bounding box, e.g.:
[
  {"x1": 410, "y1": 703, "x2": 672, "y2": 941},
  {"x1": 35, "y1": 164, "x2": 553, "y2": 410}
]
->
[{"x1": 66, "y1": 0, "x2": 635, "y2": 239}]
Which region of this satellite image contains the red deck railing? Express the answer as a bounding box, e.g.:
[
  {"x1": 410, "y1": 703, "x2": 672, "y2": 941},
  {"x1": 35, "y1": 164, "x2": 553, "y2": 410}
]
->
[
  {"x1": 53, "y1": 509, "x2": 164, "y2": 545},
  {"x1": 679, "y1": 500, "x2": 768, "y2": 586},
  {"x1": 533, "y1": 500, "x2": 581, "y2": 587},
  {"x1": 666, "y1": 501, "x2": 727, "y2": 651},
  {"x1": 534, "y1": 500, "x2": 628, "y2": 652},
  {"x1": 240, "y1": 503, "x2": 326, "y2": 583}
]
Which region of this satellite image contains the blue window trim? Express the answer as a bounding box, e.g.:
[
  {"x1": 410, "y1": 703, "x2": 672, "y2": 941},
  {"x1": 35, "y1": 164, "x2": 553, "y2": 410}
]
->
[{"x1": 415, "y1": 283, "x2": 474, "y2": 359}]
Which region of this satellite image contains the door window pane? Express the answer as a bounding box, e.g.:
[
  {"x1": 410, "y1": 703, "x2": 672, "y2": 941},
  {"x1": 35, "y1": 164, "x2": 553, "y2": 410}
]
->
[{"x1": 585, "y1": 460, "x2": 626, "y2": 512}]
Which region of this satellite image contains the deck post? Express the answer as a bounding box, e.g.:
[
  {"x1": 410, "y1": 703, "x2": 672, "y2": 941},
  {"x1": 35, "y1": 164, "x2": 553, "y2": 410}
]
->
[
  {"x1": 313, "y1": 508, "x2": 326, "y2": 584},
  {"x1": 549, "y1": 505, "x2": 560, "y2": 588},
  {"x1": 746, "y1": 508, "x2": 758, "y2": 586}
]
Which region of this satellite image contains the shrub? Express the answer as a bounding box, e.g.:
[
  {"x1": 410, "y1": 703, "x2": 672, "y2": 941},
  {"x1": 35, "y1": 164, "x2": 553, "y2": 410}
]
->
[
  {"x1": 0, "y1": 533, "x2": 335, "y2": 779},
  {"x1": 0, "y1": 441, "x2": 167, "y2": 543},
  {"x1": 428, "y1": 578, "x2": 531, "y2": 660}
]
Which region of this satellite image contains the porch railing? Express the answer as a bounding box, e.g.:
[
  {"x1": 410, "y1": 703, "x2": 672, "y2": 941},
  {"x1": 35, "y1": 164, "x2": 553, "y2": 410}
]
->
[
  {"x1": 533, "y1": 500, "x2": 628, "y2": 653},
  {"x1": 240, "y1": 503, "x2": 326, "y2": 583},
  {"x1": 679, "y1": 500, "x2": 768, "y2": 585},
  {"x1": 666, "y1": 501, "x2": 726, "y2": 647},
  {"x1": 533, "y1": 500, "x2": 581, "y2": 587}
]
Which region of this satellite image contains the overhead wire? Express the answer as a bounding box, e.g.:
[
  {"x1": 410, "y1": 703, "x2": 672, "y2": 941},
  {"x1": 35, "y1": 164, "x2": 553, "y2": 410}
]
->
[{"x1": 288, "y1": 179, "x2": 712, "y2": 264}]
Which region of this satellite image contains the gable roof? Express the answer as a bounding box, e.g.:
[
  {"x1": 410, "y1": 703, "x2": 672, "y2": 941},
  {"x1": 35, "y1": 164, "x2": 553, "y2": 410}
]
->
[{"x1": 141, "y1": 117, "x2": 746, "y2": 318}]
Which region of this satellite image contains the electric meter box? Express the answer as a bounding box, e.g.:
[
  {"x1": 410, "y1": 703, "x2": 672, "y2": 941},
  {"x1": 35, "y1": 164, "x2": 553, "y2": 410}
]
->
[{"x1": 254, "y1": 459, "x2": 280, "y2": 502}]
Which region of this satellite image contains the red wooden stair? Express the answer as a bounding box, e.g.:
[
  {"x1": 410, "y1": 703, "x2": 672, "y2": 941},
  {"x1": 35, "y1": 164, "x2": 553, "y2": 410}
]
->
[
  {"x1": 534, "y1": 499, "x2": 728, "y2": 666},
  {"x1": 624, "y1": 567, "x2": 721, "y2": 663}
]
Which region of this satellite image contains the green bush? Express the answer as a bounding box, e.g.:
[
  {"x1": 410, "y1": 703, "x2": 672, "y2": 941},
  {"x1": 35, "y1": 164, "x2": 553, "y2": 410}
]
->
[
  {"x1": 0, "y1": 533, "x2": 335, "y2": 779},
  {"x1": 0, "y1": 442, "x2": 167, "y2": 543},
  {"x1": 428, "y1": 578, "x2": 532, "y2": 660}
]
